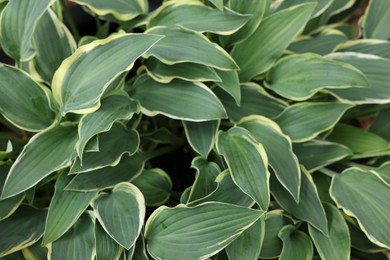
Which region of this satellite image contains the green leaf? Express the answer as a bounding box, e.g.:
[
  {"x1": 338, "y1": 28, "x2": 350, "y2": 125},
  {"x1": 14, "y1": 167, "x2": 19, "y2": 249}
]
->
[
  {"x1": 293, "y1": 140, "x2": 352, "y2": 172},
  {"x1": 264, "y1": 53, "x2": 368, "y2": 101},
  {"x1": 330, "y1": 168, "x2": 390, "y2": 249},
  {"x1": 275, "y1": 102, "x2": 352, "y2": 142},
  {"x1": 0, "y1": 64, "x2": 55, "y2": 131},
  {"x1": 144, "y1": 57, "x2": 221, "y2": 84},
  {"x1": 208, "y1": 0, "x2": 223, "y2": 10},
  {"x1": 93, "y1": 182, "x2": 145, "y2": 249},
  {"x1": 278, "y1": 225, "x2": 314, "y2": 260},
  {"x1": 144, "y1": 202, "x2": 264, "y2": 259},
  {"x1": 71, "y1": 124, "x2": 139, "y2": 174},
  {"x1": 336, "y1": 39, "x2": 390, "y2": 59},
  {"x1": 1, "y1": 124, "x2": 78, "y2": 199},
  {"x1": 21, "y1": 239, "x2": 48, "y2": 260},
  {"x1": 273, "y1": 0, "x2": 333, "y2": 18},
  {"x1": 214, "y1": 83, "x2": 287, "y2": 122},
  {"x1": 141, "y1": 128, "x2": 182, "y2": 145},
  {"x1": 0, "y1": 164, "x2": 24, "y2": 221},
  {"x1": 259, "y1": 210, "x2": 293, "y2": 259},
  {"x1": 239, "y1": 115, "x2": 301, "y2": 202},
  {"x1": 43, "y1": 171, "x2": 98, "y2": 245},
  {"x1": 132, "y1": 168, "x2": 172, "y2": 207},
  {"x1": 214, "y1": 70, "x2": 241, "y2": 105},
  {"x1": 361, "y1": 0, "x2": 390, "y2": 40},
  {"x1": 133, "y1": 74, "x2": 227, "y2": 121},
  {"x1": 70, "y1": 0, "x2": 147, "y2": 21},
  {"x1": 52, "y1": 33, "x2": 163, "y2": 115},
  {"x1": 0, "y1": 206, "x2": 47, "y2": 257},
  {"x1": 226, "y1": 216, "x2": 265, "y2": 260},
  {"x1": 370, "y1": 107, "x2": 390, "y2": 141},
  {"x1": 216, "y1": 127, "x2": 269, "y2": 209},
  {"x1": 347, "y1": 219, "x2": 386, "y2": 253},
  {"x1": 374, "y1": 162, "x2": 390, "y2": 185},
  {"x1": 30, "y1": 9, "x2": 76, "y2": 83},
  {"x1": 77, "y1": 92, "x2": 139, "y2": 157},
  {"x1": 231, "y1": 2, "x2": 316, "y2": 82},
  {"x1": 145, "y1": 26, "x2": 238, "y2": 71},
  {"x1": 0, "y1": 0, "x2": 54, "y2": 61},
  {"x1": 148, "y1": 1, "x2": 250, "y2": 35},
  {"x1": 270, "y1": 169, "x2": 328, "y2": 235},
  {"x1": 48, "y1": 213, "x2": 96, "y2": 260},
  {"x1": 183, "y1": 120, "x2": 219, "y2": 158},
  {"x1": 130, "y1": 234, "x2": 149, "y2": 260},
  {"x1": 95, "y1": 221, "x2": 123, "y2": 260},
  {"x1": 309, "y1": 203, "x2": 350, "y2": 260},
  {"x1": 65, "y1": 153, "x2": 145, "y2": 192}
]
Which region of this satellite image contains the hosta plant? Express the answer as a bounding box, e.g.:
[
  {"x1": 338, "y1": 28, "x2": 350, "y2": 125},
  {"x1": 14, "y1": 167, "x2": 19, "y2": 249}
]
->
[{"x1": 1, "y1": 0, "x2": 390, "y2": 259}]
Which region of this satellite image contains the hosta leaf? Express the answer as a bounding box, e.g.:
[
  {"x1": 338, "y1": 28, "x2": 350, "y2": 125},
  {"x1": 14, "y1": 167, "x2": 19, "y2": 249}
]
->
[
  {"x1": 1, "y1": 124, "x2": 78, "y2": 199},
  {"x1": 309, "y1": 203, "x2": 350, "y2": 260},
  {"x1": 0, "y1": 206, "x2": 47, "y2": 257},
  {"x1": 374, "y1": 162, "x2": 390, "y2": 185},
  {"x1": 31, "y1": 9, "x2": 76, "y2": 83},
  {"x1": 264, "y1": 53, "x2": 368, "y2": 101},
  {"x1": 141, "y1": 128, "x2": 182, "y2": 145},
  {"x1": 183, "y1": 120, "x2": 219, "y2": 158},
  {"x1": 21, "y1": 239, "x2": 48, "y2": 260},
  {"x1": 130, "y1": 234, "x2": 149, "y2": 260},
  {"x1": 144, "y1": 26, "x2": 238, "y2": 71},
  {"x1": 260, "y1": 210, "x2": 294, "y2": 259},
  {"x1": 0, "y1": 64, "x2": 55, "y2": 131},
  {"x1": 278, "y1": 225, "x2": 314, "y2": 260},
  {"x1": 326, "y1": 52, "x2": 390, "y2": 104},
  {"x1": 70, "y1": 0, "x2": 147, "y2": 21},
  {"x1": 144, "y1": 202, "x2": 264, "y2": 259},
  {"x1": 65, "y1": 153, "x2": 145, "y2": 192},
  {"x1": 0, "y1": 0, "x2": 54, "y2": 61},
  {"x1": 214, "y1": 83, "x2": 287, "y2": 122},
  {"x1": 48, "y1": 213, "x2": 95, "y2": 260},
  {"x1": 77, "y1": 92, "x2": 139, "y2": 158},
  {"x1": 71, "y1": 124, "x2": 139, "y2": 174},
  {"x1": 133, "y1": 74, "x2": 227, "y2": 121},
  {"x1": 43, "y1": 172, "x2": 98, "y2": 245},
  {"x1": 220, "y1": 0, "x2": 270, "y2": 47},
  {"x1": 148, "y1": 1, "x2": 250, "y2": 35},
  {"x1": 347, "y1": 219, "x2": 386, "y2": 253},
  {"x1": 330, "y1": 168, "x2": 390, "y2": 249},
  {"x1": 275, "y1": 102, "x2": 352, "y2": 142},
  {"x1": 239, "y1": 115, "x2": 301, "y2": 202},
  {"x1": 231, "y1": 2, "x2": 316, "y2": 82},
  {"x1": 370, "y1": 107, "x2": 390, "y2": 141},
  {"x1": 293, "y1": 140, "x2": 352, "y2": 172},
  {"x1": 52, "y1": 33, "x2": 163, "y2": 115},
  {"x1": 144, "y1": 57, "x2": 221, "y2": 84},
  {"x1": 226, "y1": 216, "x2": 265, "y2": 260},
  {"x1": 208, "y1": 0, "x2": 223, "y2": 10},
  {"x1": 216, "y1": 127, "x2": 269, "y2": 209},
  {"x1": 215, "y1": 70, "x2": 240, "y2": 105},
  {"x1": 95, "y1": 221, "x2": 123, "y2": 260},
  {"x1": 361, "y1": 0, "x2": 390, "y2": 40},
  {"x1": 132, "y1": 168, "x2": 172, "y2": 207},
  {"x1": 0, "y1": 164, "x2": 24, "y2": 221},
  {"x1": 270, "y1": 169, "x2": 328, "y2": 235},
  {"x1": 336, "y1": 39, "x2": 390, "y2": 59},
  {"x1": 273, "y1": 0, "x2": 333, "y2": 18},
  {"x1": 92, "y1": 182, "x2": 145, "y2": 249}
]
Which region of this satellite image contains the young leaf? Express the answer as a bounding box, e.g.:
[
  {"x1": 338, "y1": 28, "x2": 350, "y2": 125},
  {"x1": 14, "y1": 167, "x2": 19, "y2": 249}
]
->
[
  {"x1": 278, "y1": 225, "x2": 314, "y2": 260},
  {"x1": 183, "y1": 120, "x2": 219, "y2": 158},
  {"x1": 361, "y1": 0, "x2": 390, "y2": 40},
  {"x1": 92, "y1": 182, "x2": 145, "y2": 249},
  {"x1": 214, "y1": 70, "x2": 241, "y2": 105},
  {"x1": 52, "y1": 33, "x2": 163, "y2": 115},
  {"x1": 144, "y1": 202, "x2": 264, "y2": 259}
]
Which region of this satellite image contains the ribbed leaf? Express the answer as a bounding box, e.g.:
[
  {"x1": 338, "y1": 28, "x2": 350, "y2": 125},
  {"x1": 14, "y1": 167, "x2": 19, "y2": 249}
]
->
[
  {"x1": 133, "y1": 74, "x2": 227, "y2": 121},
  {"x1": 0, "y1": 64, "x2": 55, "y2": 131},
  {"x1": 52, "y1": 33, "x2": 163, "y2": 115},
  {"x1": 0, "y1": 206, "x2": 47, "y2": 257},
  {"x1": 183, "y1": 120, "x2": 219, "y2": 158},
  {"x1": 274, "y1": 0, "x2": 332, "y2": 18},
  {"x1": 145, "y1": 26, "x2": 238, "y2": 71},
  {"x1": 361, "y1": 0, "x2": 390, "y2": 39},
  {"x1": 231, "y1": 2, "x2": 316, "y2": 82},
  {"x1": 215, "y1": 70, "x2": 241, "y2": 105},
  {"x1": 132, "y1": 168, "x2": 172, "y2": 207},
  {"x1": 144, "y1": 202, "x2": 264, "y2": 259},
  {"x1": 0, "y1": 164, "x2": 24, "y2": 221},
  {"x1": 43, "y1": 172, "x2": 98, "y2": 245},
  {"x1": 278, "y1": 225, "x2": 313, "y2": 260},
  {"x1": 148, "y1": 1, "x2": 250, "y2": 35},
  {"x1": 271, "y1": 169, "x2": 328, "y2": 235},
  {"x1": 0, "y1": 0, "x2": 54, "y2": 61},
  {"x1": 336, "y1": 39, "x2": 390, "y2": 59},
  {"x1": 309, "y1": 203, "x2": 350, "y2": 260},
  {"x1": 374, "y1": 162, "x2": 390, "y2": 185},
  {"x1": 48, "y1": 213, "x2": 95, "y2": 260},
  {"x1": 264, "y1": 53, "x2": 368, "y2": 101},
  {"x1": 275, "y1": 102, "x2": 352, "y2": 142},
  {"x1": 1, "y1": 125, "x2": 78, "y2": 199},
  {"x1": 216, "y1": 127, "x2": 269, "y2": 209},
  {"x1": 95, "y1": 221, "x2": 123, "y2": 260},
  {"x1": 93, "y1": 182, "x2": 145, "y2": 249},
  {"x1": 330, "y1": 168, "x2": 390, "y2": 249},
  {"x1": 70, "y1": 0, "x2": 147, "y2": 21},
  {"x1": 239, "y1": 115, "x2": 301, "y2": 202},
  {"x1": 21, "y1": 239, "x2": 48, "y2": 260},
  {"x1": 77, "y1": 92, "x2": 139, "y2": 158}
]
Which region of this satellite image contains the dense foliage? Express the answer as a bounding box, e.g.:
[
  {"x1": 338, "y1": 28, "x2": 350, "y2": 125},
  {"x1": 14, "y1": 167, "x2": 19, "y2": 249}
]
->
[{"x1": 0, "y1": 0, "x2": 390, "y2": 259}]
